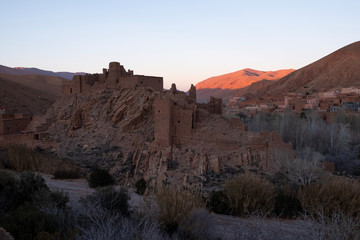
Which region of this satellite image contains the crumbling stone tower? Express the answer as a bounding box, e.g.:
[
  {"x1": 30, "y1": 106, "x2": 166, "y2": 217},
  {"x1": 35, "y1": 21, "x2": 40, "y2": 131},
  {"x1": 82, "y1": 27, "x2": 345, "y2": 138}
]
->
[{"x1": 188, "y1": 84, "x2": 197, "y2": 104}]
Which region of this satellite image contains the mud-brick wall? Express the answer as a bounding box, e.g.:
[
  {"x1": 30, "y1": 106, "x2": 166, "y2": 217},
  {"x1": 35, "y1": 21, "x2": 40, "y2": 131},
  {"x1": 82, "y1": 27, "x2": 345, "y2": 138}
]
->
[
  {"x1": 172, "y1": 106, "x2": 193, "y2": 145},
  {"x1": 62, "y1": 82, "x2": 72, "y2": 94},
  {"x1": 0, "y1": 117, "x2": 31, "y2": 134},
  {"x1": 118, "y1": 76, "x2": 139, "y2": 89},
  {"x1": 137, "y1": 76, "x2": 163, "y2": 92},
  {"x1": 154, "y1": 98, "x2": 173, "y2": 146}
]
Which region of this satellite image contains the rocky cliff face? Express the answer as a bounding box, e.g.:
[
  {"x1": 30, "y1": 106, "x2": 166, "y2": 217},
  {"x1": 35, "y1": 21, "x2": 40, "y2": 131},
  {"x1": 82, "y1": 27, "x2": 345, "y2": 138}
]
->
[{"x1": 45, "y1": 87, "x2": 291, "y2": 188}]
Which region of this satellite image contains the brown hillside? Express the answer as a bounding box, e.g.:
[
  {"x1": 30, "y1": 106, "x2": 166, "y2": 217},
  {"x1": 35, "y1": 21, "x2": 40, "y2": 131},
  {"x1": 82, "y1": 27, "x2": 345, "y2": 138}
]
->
[
  {"x1": 195, "y1": 68, "x2": 294, "y2": 101},
  {"x1": 0, "y1": 77, "x2": 56, "y2": 114},
  {"x1": 0, "y1": 73, "x2": 64, "y2": 97},
  {"x1": 266, "y1": 41, "x2": 360, "y2": 94},
  {"x1": 233, "y1": 80, "x2": 275, "y2": 99}
]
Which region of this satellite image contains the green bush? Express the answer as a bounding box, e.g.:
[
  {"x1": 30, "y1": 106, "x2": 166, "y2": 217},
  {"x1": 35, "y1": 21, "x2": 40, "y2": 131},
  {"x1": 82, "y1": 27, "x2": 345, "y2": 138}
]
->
[
  {"x1": 225, "y1": 173, "x2": 275, "y2": 216},
  {"x1": 208, "y1": 190, "x2": 231, "y2": 215},
  {"x1": 88, "y1": 168, "x2": 115, "y2": 188},
  {"x1": 135, "y1": 178, "x2": 147, "y2": 195},
  {"x1": 80, "y1": 186, "x2": 129, "y2": 216},
  {"x1": 299, "y1": 176, "x2": 360, "y2": 217}
]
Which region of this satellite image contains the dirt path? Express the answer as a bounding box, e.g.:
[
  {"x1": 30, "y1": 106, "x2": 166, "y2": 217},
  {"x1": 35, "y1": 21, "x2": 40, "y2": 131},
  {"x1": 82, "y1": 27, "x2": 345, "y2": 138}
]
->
[
  {"x1": 41, "y1": 173, "x2": 142, "y2": 210},
  {"x1": 41, "y1": 174, "x2": 94, "y2": 208}
]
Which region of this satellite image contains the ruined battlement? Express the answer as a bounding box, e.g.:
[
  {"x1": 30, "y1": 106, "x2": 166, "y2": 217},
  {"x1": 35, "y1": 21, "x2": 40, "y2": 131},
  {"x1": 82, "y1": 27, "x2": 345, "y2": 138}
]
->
[
  {"x1": 154, "y1": 83, "x2": 223, "y2": 147},
  {"x1": 62, "y1": 62, "x2": 163, "y2": 94}
]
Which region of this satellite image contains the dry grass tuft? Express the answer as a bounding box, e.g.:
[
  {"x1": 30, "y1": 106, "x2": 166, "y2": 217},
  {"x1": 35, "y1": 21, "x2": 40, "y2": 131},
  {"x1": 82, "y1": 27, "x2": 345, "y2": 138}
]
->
[
  {"x1": 4, "y1": 145, "x2": 79, "y2": 177},
  {"x1": 155, "y1": 185, "x2": 205, "y2": 233},
  {"x1": 225, "y1": 172, "x2": 275, "y2": 216},
  {"x1": 299, "y1": 176, "x2": 360, "y2": 217}
]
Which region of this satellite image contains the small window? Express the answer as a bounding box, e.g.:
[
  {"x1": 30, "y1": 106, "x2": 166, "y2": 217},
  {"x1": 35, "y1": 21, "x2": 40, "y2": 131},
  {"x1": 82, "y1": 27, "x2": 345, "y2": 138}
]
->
[
  {"x1": 70, "y1": 88, "x2": 72, "y2": 93},
  {"x1": 158, "y1": 110, "x2": 160, "y2": 113},
  {"x1": 178, "y1": 120, "x2": 180, "y2": 123}
]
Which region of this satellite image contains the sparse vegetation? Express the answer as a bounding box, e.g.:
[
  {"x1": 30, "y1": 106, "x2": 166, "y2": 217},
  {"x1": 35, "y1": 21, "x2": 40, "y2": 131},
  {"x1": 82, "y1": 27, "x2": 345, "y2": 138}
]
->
[
  {"x1": 225, "y1": 173, "x2": 275, "y2": 216},
  {"x1": 88, "y1": 168, "x2": 115, "y2": 188},
  {"x1": 4, "y1": 145, "x2": 79, "y2": 176},
  {"x1": 0, "y1": 171, "x2": 69, "y2": 240},
  {"x1": 80, "y1": 186, "x2": 129, "y2": 216},
  {"x1": 299, "y1": 176, "x2": 360, "y2": 217},
  {"x1": 249, "y1": 111, "x2": 360, "y2": 174},
  {"x1": 155, "y1": 185, "x2": 205, "y2": 233}
]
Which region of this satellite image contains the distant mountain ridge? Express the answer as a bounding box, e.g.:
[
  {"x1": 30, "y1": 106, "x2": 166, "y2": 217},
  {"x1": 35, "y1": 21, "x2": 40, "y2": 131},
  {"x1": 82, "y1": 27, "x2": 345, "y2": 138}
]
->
[
  {"x1": 195, "y1": 68, "x2": 294, "y2": 101},
  {"x1": 0, "y1": 77, "x2": 56, "y2": 114},
  {"x1": 262, "y1": 41, "x2": 360, "y2": 95},
  {"x1": 0, "y1": 65, "x2": 86, "y2": 80},
  {"x1": 0, "y1": 64, "x2": 84, "y2": 113}
]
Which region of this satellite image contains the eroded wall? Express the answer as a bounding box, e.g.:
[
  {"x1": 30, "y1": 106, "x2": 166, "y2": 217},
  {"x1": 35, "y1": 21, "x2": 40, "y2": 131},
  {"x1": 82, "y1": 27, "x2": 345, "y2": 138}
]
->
[
  {"x1": 154, "y1": 98, "x2": 173, "y2": 146},
  {"x1": 0, "y1": 114, "x2": 32, "y2": 135}
]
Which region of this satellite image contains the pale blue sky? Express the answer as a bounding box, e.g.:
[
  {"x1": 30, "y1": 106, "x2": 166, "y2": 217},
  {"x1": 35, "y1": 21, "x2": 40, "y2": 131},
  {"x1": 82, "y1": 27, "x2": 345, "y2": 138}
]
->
[{"x1": 1, "y1": 0, "x2": 359, "y2": 90}]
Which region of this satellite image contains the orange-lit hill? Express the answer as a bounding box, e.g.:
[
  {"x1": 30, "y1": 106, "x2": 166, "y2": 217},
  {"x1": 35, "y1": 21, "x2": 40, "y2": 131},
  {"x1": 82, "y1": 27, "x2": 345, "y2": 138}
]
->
[{"x1": 195, "y1": 68, "x2": 294, "y2": 102}]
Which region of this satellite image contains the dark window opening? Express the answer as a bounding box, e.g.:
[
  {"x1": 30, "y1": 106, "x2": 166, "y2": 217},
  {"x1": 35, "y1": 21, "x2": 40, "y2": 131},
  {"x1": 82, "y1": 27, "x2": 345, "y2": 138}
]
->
[
  {"x1": 116, "y1": 78, "x2": 119, "y2": 83},
  {"x1": 178, "y1": 120, "x2": 180, "y2": 123},
  {"x1": 70, "y1": 88, "x2": 72, "y2": 93},
  {"x1": 158, "y1": 110, "x2": 160, "y2": 113}
]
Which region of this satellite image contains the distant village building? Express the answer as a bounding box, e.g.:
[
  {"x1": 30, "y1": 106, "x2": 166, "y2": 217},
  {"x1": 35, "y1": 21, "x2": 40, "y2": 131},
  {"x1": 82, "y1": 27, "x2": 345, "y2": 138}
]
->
[
  {"x1": 304, "y1": 98, "x2": 319, "y2": 110},
  {"x1": 330, "y1": 106, "x2": 343, "y2": 112},
  {"x1": 341, "y1": 87, "x2": 360, "y2": 94},
  {"x1": 319, "y1": 91, "x2": 339, "y2": 99},
  {"x1": 342, "y1": 102, "x2": 360, "y2": 112}
]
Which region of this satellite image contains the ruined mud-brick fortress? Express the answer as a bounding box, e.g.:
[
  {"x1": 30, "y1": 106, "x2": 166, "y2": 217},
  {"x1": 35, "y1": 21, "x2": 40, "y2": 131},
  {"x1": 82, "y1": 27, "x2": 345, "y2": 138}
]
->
[
  {"x1": 0, "y1": 61, "x2": 294, "y2": 173},
  {"x1": 62, "y1": 61, "x2": 223, "y2": 147},
  {"x1": 62, "y1": 62, "x2": 163, "y2": 94}
]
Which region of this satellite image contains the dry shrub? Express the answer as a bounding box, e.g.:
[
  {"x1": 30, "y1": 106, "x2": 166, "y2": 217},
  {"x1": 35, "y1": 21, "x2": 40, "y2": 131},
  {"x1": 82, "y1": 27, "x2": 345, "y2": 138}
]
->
[
  {"x1": 0, "y1": 227, "x2": 14, "y2": 240},
  {"x1": 155, "y1": 185, "x2": 205, "y2": 233},
  {"x1": 299, "y1": 176, "x2": 360, "y2": 217},
  {"x1": 5, "y1": 145, "x2": 78, "y2": 176},
  {"x1": 225, "y1": 173, "x2": 275, "y2": 216},
  {"x1": 301, "y1": 211, "x2": 360, "y2": 240}
]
